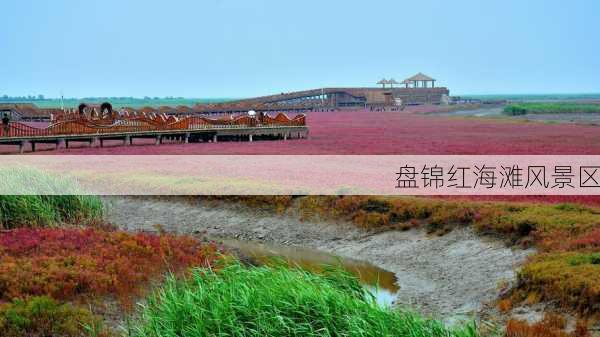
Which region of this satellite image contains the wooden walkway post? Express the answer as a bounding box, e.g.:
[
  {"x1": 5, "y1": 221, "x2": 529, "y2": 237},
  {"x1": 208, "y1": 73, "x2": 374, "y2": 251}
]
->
[{"x1": 19, "y1": 141, "x2": 27, "y2": 154}]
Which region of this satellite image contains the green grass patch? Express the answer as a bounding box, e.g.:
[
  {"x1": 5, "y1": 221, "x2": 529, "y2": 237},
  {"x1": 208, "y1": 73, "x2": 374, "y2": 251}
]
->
[
  {"x1": 503, "y1": 102, "x2": 600, "y2": 116},
  {"x1": 0, "y1": 195, "x2": 103, "y2": 229},
  {"x1": 130, "y1": 263, "x2": 478, "y2": 337},
  {"x1": 0, "y1": 168, "x2": 103, "y2": 228}
]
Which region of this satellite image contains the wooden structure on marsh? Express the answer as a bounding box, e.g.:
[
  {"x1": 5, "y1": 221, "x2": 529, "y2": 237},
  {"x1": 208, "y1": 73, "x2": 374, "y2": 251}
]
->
[
  {"x1": 0, "y1": 103, "x2": 62, "y2": 122},
  {"x1": 0, "y1": 73, "x2": 449, "y2": 123},
  {"x1": 225, "y1": 73, "x2": 448, "y2": 108},
  {"x1": 0, "y1": 103, "x2": 308, "y2": 153}
]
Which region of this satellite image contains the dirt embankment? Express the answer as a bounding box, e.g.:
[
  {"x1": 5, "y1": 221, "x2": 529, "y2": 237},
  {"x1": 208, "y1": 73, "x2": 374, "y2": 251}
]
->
[{"x1": 103, "y1": 196, "x2": 532, "y2": 322}]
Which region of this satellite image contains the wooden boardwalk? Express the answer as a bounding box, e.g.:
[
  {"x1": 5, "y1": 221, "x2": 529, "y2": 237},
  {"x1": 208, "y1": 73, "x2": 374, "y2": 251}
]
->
[{"x1": 0, "y1": 111, "x2": 308, "y2": 153}]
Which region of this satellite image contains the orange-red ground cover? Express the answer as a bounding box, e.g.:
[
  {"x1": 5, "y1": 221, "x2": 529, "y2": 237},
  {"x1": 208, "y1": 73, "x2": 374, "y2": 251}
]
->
[
  {"x1": 0, "y1": 228, "x2": 222, "y2": 307},
  {"x1": 505, "y1": 314, "x2": 591, "y2": 337},
  {"x1": 14, "y1": 110, "x2": 600, "y2": 155}
]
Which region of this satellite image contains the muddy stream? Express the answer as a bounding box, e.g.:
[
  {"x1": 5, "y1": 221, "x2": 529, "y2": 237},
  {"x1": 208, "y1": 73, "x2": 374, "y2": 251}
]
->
[{"x1": 103, "y1": 197, "x2": 532, "y2": 325}]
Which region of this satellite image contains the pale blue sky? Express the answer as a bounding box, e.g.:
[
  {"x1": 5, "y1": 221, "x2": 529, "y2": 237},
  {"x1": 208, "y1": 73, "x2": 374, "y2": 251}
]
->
[{"x1": 1, "y1": 0, "x2": 599, "y2": 98}]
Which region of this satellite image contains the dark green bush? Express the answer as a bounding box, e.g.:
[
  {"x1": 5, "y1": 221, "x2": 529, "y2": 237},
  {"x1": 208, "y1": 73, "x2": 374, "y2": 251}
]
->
[
  {"x1": 503, "y1": 102, "x2": 600, "y2": 116},
  {"x1": 503, "y1": 105, "x2": 528, "y2": 115}
]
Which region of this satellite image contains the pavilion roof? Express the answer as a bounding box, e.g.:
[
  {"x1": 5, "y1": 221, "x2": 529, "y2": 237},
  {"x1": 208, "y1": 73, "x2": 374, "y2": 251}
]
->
[
  {"x1": 404, "y1": 72, "x2": 435, "y2": 82},
  {"x1": 376, "y1": 79, "x2": 389, "y2": 85}
]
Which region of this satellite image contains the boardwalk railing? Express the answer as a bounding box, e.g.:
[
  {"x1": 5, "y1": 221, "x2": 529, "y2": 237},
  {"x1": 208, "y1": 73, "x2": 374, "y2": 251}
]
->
[{"x1": 0, "y1": 113, "x2": 306, "y2": 139}]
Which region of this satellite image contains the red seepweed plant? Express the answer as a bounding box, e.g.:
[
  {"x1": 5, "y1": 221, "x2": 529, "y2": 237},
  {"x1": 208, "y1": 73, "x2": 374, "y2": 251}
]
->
[{"x1": 0, "y1": 227, "x2": 222, "y2": 309}]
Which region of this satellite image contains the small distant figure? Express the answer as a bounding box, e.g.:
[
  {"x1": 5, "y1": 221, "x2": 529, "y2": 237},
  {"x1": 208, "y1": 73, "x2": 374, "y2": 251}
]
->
[{"x1": 2, "y1": 113, "x2": 10, "y2": 135}]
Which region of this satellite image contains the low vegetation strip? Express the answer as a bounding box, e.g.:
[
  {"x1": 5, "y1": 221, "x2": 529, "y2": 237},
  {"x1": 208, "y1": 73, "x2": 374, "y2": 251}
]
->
[
  {"x1": 130, "y1": 263, "x2": 478, "y2": 337},
  {"x1": 503, "y1": 102, "x2": 600, "y2": 116},
  {"x1": 291, "y1": 196, "x2": 600, "y2": 238}
]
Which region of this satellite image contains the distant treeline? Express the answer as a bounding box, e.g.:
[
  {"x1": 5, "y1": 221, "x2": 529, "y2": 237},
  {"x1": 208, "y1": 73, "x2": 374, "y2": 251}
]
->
[
  {"x1": 1, "y1": 94, "x2": 45, "y2": 101},
  {"x1": 0, "y1": 97, "x2": 235, "y2": 109},
  {"x1": 463, "y1": 93, "x2": 600, "y2": 101},
  {"x1": 503, "y1": 102, "x2": 600, "y2": 115}
]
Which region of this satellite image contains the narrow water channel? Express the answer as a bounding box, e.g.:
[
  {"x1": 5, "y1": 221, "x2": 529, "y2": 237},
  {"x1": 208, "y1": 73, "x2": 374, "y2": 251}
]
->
[
  {"x1": 216, "y1": 237, "x2": 400, "y2": 307},
  {"x1": 106, "y1": 196, "x2": 531, "y2": 320}
]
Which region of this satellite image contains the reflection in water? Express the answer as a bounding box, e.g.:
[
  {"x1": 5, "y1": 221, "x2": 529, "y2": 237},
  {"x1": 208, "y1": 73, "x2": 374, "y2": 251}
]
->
[{"x1": 218, "y1": 238, "x2": 399, "y2": 307}]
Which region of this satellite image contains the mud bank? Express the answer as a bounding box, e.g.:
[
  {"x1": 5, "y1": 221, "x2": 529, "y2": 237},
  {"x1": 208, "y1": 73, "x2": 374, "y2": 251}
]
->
[{"x1": 103, "y1": 196, "x2": 532, "y2": 321}]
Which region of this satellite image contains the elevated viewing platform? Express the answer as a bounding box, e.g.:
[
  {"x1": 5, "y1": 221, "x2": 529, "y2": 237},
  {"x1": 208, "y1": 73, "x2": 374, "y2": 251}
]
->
[
  {"x1": 0, "y1": 73, "x2": 449, "y2": 123},
  {"x1": 226, "y1": 73, "x2": 449, "y2": 109}
]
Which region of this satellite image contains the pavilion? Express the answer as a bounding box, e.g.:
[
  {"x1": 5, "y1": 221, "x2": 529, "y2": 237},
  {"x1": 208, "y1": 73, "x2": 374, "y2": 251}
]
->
[
  {"x1": 377, "y1": 79, "x2": 390, "y2": 88},
  {"x1": 403, "y1": 73, "x2": 436, "y2": 88},
  {"x1": 377, "y1": 78, "x2": 400, "y2": 89}
]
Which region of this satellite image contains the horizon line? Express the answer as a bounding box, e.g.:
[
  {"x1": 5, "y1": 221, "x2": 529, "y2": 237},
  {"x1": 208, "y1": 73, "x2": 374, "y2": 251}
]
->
[{"x1": 3, "y1": 92, "x2": 600, "y2": 101}]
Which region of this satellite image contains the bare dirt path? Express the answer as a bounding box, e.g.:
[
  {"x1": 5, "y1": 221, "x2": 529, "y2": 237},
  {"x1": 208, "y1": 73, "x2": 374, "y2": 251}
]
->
[{"x1": 103, "y1": 196, "x2": 532, "y2": 322}]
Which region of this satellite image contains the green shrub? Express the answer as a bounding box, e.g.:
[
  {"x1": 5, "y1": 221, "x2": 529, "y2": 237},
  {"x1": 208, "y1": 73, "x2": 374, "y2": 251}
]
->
[
  {"x1": 0, "y1": 296, "x2": 110, "y2": 337},
  {"x1": 503, "y1": 105, "x2": 528, "y2": 115},
  {"x1": 568, "y1": 253, "x2": 600, "y2": 266},
  {"x1": 503, "y1": 102, "x2": 600, "y2": 116},
  {"x1": 131, "y1": 263, "x2": 478, "y2": 337}
]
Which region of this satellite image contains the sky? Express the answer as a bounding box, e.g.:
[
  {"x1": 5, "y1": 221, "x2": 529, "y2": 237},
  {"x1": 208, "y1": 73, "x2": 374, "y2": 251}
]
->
[{"x1": 1, "y1": 0, "x2": 599, "y2": 98}]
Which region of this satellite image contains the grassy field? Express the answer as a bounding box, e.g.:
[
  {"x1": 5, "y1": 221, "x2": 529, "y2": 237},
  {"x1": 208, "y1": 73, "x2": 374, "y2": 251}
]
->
[
  {"x1": 131, "y1": 263, "x2": 478, "y2": 337},
  {"x1": 503, "y1": 102, "x2": 600, "y2": 115}
]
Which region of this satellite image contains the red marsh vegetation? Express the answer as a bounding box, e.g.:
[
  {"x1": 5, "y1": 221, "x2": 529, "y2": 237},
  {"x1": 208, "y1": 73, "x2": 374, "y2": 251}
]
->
[{"x1": 6, "y1": 109, "x2": 600, "y2": 155}]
